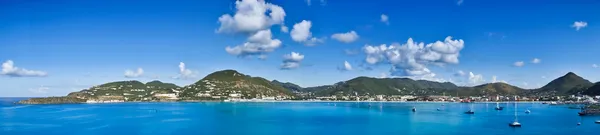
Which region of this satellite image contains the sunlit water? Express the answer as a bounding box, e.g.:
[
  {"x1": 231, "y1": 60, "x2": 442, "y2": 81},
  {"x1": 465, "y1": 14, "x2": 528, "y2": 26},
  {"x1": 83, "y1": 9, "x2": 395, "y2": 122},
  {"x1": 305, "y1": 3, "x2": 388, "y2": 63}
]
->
[{"x1": 1, "y1": 97, "x2": 598, "y2": 135}]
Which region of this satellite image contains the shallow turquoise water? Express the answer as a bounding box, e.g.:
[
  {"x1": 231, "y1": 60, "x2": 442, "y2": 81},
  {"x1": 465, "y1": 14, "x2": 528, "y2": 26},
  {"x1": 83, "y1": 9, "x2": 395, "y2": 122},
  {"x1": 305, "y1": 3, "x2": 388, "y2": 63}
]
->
[{"x1": 1, "y1": 98, "x2": 599, "y2": 135}]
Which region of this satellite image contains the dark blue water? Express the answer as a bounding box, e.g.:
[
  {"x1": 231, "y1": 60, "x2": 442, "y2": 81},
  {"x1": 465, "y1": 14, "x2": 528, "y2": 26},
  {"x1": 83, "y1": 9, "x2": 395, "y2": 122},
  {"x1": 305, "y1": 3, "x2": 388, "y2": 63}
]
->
[{"x1": 1, "y1": 98, "x2": 598, "y2": 135}]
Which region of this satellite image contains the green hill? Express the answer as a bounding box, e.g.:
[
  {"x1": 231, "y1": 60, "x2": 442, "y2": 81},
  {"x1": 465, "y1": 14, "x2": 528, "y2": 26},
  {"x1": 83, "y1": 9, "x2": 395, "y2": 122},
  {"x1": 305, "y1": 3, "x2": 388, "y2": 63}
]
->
[
  {"x1": 67, "y1": 80, "x2": 180, "y2": 101},
  {"x1": 537, "y1": 72, "x2": 593, "y2": 95},
  {"x1": 271, "y1": 80, "x2": 303, "y2": 92},
  {"x1": 178, "y1": 69, "x2": 294, "y2": 99},
  {"x1": 313, "y1": 77, "x2": 458, "y2": 96},
  {"x1": 582, "y1": 82, "x2": 600, "y2": 96},
  {"x1": 457, "y1": 82, "x2": 525, "y2": 96}
]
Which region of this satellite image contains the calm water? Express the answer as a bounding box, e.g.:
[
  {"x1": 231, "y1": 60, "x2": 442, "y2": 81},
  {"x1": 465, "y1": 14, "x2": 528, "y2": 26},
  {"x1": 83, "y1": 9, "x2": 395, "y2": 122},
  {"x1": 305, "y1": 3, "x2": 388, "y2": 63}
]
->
[{"x1": 1, "y1": 98, "x2": 598, "y2": 135}]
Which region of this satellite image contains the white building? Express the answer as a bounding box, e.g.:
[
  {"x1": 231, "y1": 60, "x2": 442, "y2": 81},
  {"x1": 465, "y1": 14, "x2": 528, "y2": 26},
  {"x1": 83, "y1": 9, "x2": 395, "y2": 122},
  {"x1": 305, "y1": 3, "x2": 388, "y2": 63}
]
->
[{"x1": 154, "y1": 93, "x2": 178, "y2": 100}]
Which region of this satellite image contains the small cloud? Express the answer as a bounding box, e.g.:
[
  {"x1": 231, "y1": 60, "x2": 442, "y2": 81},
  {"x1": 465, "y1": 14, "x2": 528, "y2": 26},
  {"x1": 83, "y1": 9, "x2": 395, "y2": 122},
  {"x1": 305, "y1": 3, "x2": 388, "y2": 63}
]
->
[
  {"x1": 572, "y1": 21, "x2": 588, "y2": 31},
  {"x1": 291, "y1": 20, "x2": 324, "y2": 46},
  {"x1": 468, "y1": 72, "x2": 485, "y2": 85},
  {"x1": 338, "y1": 61, "x2": 353, "y2": 71},
  {"x1": 1, "y1": 60, "x2": 47, "y2": 77},
  {"x1": 593, "y1": 64, "x2": 598, "y2": 68},
  {"x1": 541, "y1": 76, "x2": 547, "y2": 79},
  {"x1": 457, "y1": 0, "x2": 464, "y2": 6},
  {"x1": 331, "y1": 31, "x2": 359, "y2": 43},
  {"x1": 513, "y1": 61, "x2": 524, "y2": 67},
  {"x1": 531, "y1": 58, "x2": 541, "y2": 64},
  {"x1": 454, "y1": 70, "x2": 466, "y2": 77},
  {"x1": 281, "y1": 52, "x2": 305, "y2": 70},
  {"x1": 29, "y1": 86, "x2": 49, "y2": 94},
  {"x1": 280, "y1": 26, "x2": 289, "y2": 33},
  {"x1": 173, "y1": 62, "x2": 197, "y2": 79},
  {"x1": 124, "y1": 68, "x2": 144, "y2": 78},
  {"x1": 491, "y1": 75, "x2": 507, "y2": 83},
  {"x1": 380, "y1": 14, "x2": 389, "y2": 25}
]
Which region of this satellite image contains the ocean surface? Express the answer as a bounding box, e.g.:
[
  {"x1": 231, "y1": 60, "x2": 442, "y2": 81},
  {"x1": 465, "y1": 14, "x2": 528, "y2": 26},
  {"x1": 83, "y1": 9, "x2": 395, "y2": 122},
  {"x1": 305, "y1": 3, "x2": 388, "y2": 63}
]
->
[{"x1": 1, "y1": 97, "x2": 598, "y2": 135}]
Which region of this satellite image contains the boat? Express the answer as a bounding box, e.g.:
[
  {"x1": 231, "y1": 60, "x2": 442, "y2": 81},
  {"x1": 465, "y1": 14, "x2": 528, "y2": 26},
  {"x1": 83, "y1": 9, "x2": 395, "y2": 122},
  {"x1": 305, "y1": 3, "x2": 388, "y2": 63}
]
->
[
  {"x1": 464, "y1": 110, "x2": 475, "y2": 114},
  {"x1": 549, "y1": 102, "x2": 558, "y2": 105},
  {"x1": 509, "y1": 102, "x2": 522, "y2": 127},
  {"x1": 412, "y1": 107, "x2": 416, "y2": 112},
  {"x1": 525, "y1": 109, "x2": 531, "y2": 114},
  {"x1": 465, "y1": 103, "x2": 475, "y2": 114},
  {"x1": 495, "y1": 102, "x2": 504, "y2": 110},
  {"x1": 437, "y1": 108, "x2": 441, "y2": 111},
  {"x1": 595, "y1": 120, "x2": 600, "y2": 124}
]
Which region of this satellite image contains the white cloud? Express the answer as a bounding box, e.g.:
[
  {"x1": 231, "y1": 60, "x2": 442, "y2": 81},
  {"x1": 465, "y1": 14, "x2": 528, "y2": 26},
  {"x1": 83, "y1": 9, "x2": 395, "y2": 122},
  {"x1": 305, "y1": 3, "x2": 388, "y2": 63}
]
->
[
  {"x1": 1, "y1": 60, "x2": 47, "y2": 77},
  {"x1": 29, "y1": 86, "x2": 49, "y2": 94},
  {"x1": 541, "y1": 76, "x2": 547, "y2": 79},
  {"x1": 281, "y1": 52, "x2": 304, "y2": 69},
  {"x1": 380, "y1": 14, "x2": 389, "y2": 25},
  {"x1": 304, "y1": 37, "x2": 325, "y2": 46},
  {"x1": 513, "y1": 61, "x2": 524, "y2": 67},
  {"x1": 454, "y1": 70, "x2": 466, "y2": 77},
  {"x1": 531, "y1": 58, "x2": 541, "y2": 64},
  {"x1": 331, "y1": 31, "x2": 359, "y2": 43},
  {"x1": 174, "y1": 62, "x2": 197, "y2": 79},
  {"x1": 491, "y1": 75, "x2": 507, "y2": 83},
  {"x1": 124, "y1": 68, "x2": 144, "y2": 78},
  {"x1": 225, "y1": 29, "x2": 282, "y2": 57},
  {"x1": 457, "y1": 0, "x2": 464, "y2": 5},
  {"x1": 468, "y1": 72, "x2": 485, "y2": 85},
  {"x1": 291, "y1": 20, "x2": 324, "y2": 46},
  {"x1": 338, "y1": 61, "x2": 353, "y2": 71},
  {"x1": 593, "y1": 64, "x2": 598, "y2": 68},
  {"x1": 572, "y1": 21, "x2": 588, "y2": 31},
  {"x1": 280, "y1": 25, "x2": 289, "y2": 33},
  {"x1": 216, "y1": 0, "x2": 286, "y2": 34},
  {"x1": 363, "y1": 36, "x2": 465, "y2": 80},
  {"x1": 291, "y1": 20, "x2": 312, "y2": 42}
]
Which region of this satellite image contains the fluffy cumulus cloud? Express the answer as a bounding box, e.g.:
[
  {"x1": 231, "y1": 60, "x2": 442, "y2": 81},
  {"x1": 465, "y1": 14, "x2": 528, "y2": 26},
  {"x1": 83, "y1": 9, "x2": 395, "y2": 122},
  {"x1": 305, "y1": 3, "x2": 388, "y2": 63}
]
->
[
  {"x1": 124, "y1": 68, "x2": 144, "y2": 78},
  {"x1": 225, "y1": 29, "x2": 282, "y2": 57},
  {"x1": 572, "y1": 21, "x2": 588, "y2": 31},
  {"x1": 174, "y1": 62, "x2": 197, "y2": 79},
  {"x1": 363, "y1": 36, "x2": 464, "y2": 80},
  {"x1": 218, "y1": 0, "x2": 286, "y2": 58},
  {"x1": 513, "y1": 61, "x2": 524, "y2": 67},
  {"x1": 380, "y1": 14, "x2": 389, "y2": 25},
  {"x1": 1, "y1": 60, "x2": 47, "y2": 77},
  {"x1": 217, "y1": 0, "x2": 285, "y2": 33},
  {"x1": 531, "y1": 58, "x2": 541, "y2": 64},
  {"x1": 290, "y1": 20, "x2": 324, "y2": 46},
  {"x1": 281, "y1": 52, "x2": 304, "y2": 69},
  {"x1": 331, "y1": 31, "x2": 359, "y2": 43},
  {"x1": 468, "y1": 72, "x2": 484, "y2": 85}
]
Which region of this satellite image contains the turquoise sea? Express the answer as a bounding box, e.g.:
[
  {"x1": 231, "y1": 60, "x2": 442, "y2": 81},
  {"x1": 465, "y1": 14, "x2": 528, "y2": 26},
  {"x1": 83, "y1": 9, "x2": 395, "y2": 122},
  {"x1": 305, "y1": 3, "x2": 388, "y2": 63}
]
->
[{"x1": 1, "y1": 97, "x2": 598, "y2": 135}]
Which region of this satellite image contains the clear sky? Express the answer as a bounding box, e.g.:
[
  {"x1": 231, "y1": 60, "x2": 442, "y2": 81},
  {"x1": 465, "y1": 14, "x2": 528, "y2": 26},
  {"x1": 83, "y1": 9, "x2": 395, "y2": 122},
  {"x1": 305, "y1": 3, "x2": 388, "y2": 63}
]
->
[{"x1": 1, "y1": 0, "x2": 599, "y2": 97}]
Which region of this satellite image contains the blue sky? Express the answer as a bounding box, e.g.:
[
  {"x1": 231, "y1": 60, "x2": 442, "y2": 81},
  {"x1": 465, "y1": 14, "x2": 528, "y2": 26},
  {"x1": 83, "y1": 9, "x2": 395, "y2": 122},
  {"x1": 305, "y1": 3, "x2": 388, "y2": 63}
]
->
[{"x1": 1, "y1": 0, "x2": 599, "y2": 97}]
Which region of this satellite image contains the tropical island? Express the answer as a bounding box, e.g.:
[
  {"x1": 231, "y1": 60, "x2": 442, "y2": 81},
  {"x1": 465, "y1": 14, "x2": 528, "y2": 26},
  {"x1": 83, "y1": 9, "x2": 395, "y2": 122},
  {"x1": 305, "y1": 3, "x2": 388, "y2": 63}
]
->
[{"x1": 18, "y1": 69, "x2": 600, "y2": 104}]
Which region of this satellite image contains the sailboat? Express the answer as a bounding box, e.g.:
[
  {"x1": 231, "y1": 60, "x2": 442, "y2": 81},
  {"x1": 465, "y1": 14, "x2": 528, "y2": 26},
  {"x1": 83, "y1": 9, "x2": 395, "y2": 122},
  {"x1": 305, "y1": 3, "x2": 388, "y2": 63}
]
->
[
  {"x1": 525, "y1": 109, "x2": 531, "y2": 114},
  {"x1": 495, "y1": 102, "x2": 504, "y2": 110},
  {"x1": 412, "y1": 106, "x2": 416, "y2": 112},
  {"x1": 465, "y1": 103, "x2": 475, "y2": 114},
  {"x1": 509, "y1": 102, "x2": 522, "y2": 127}
]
